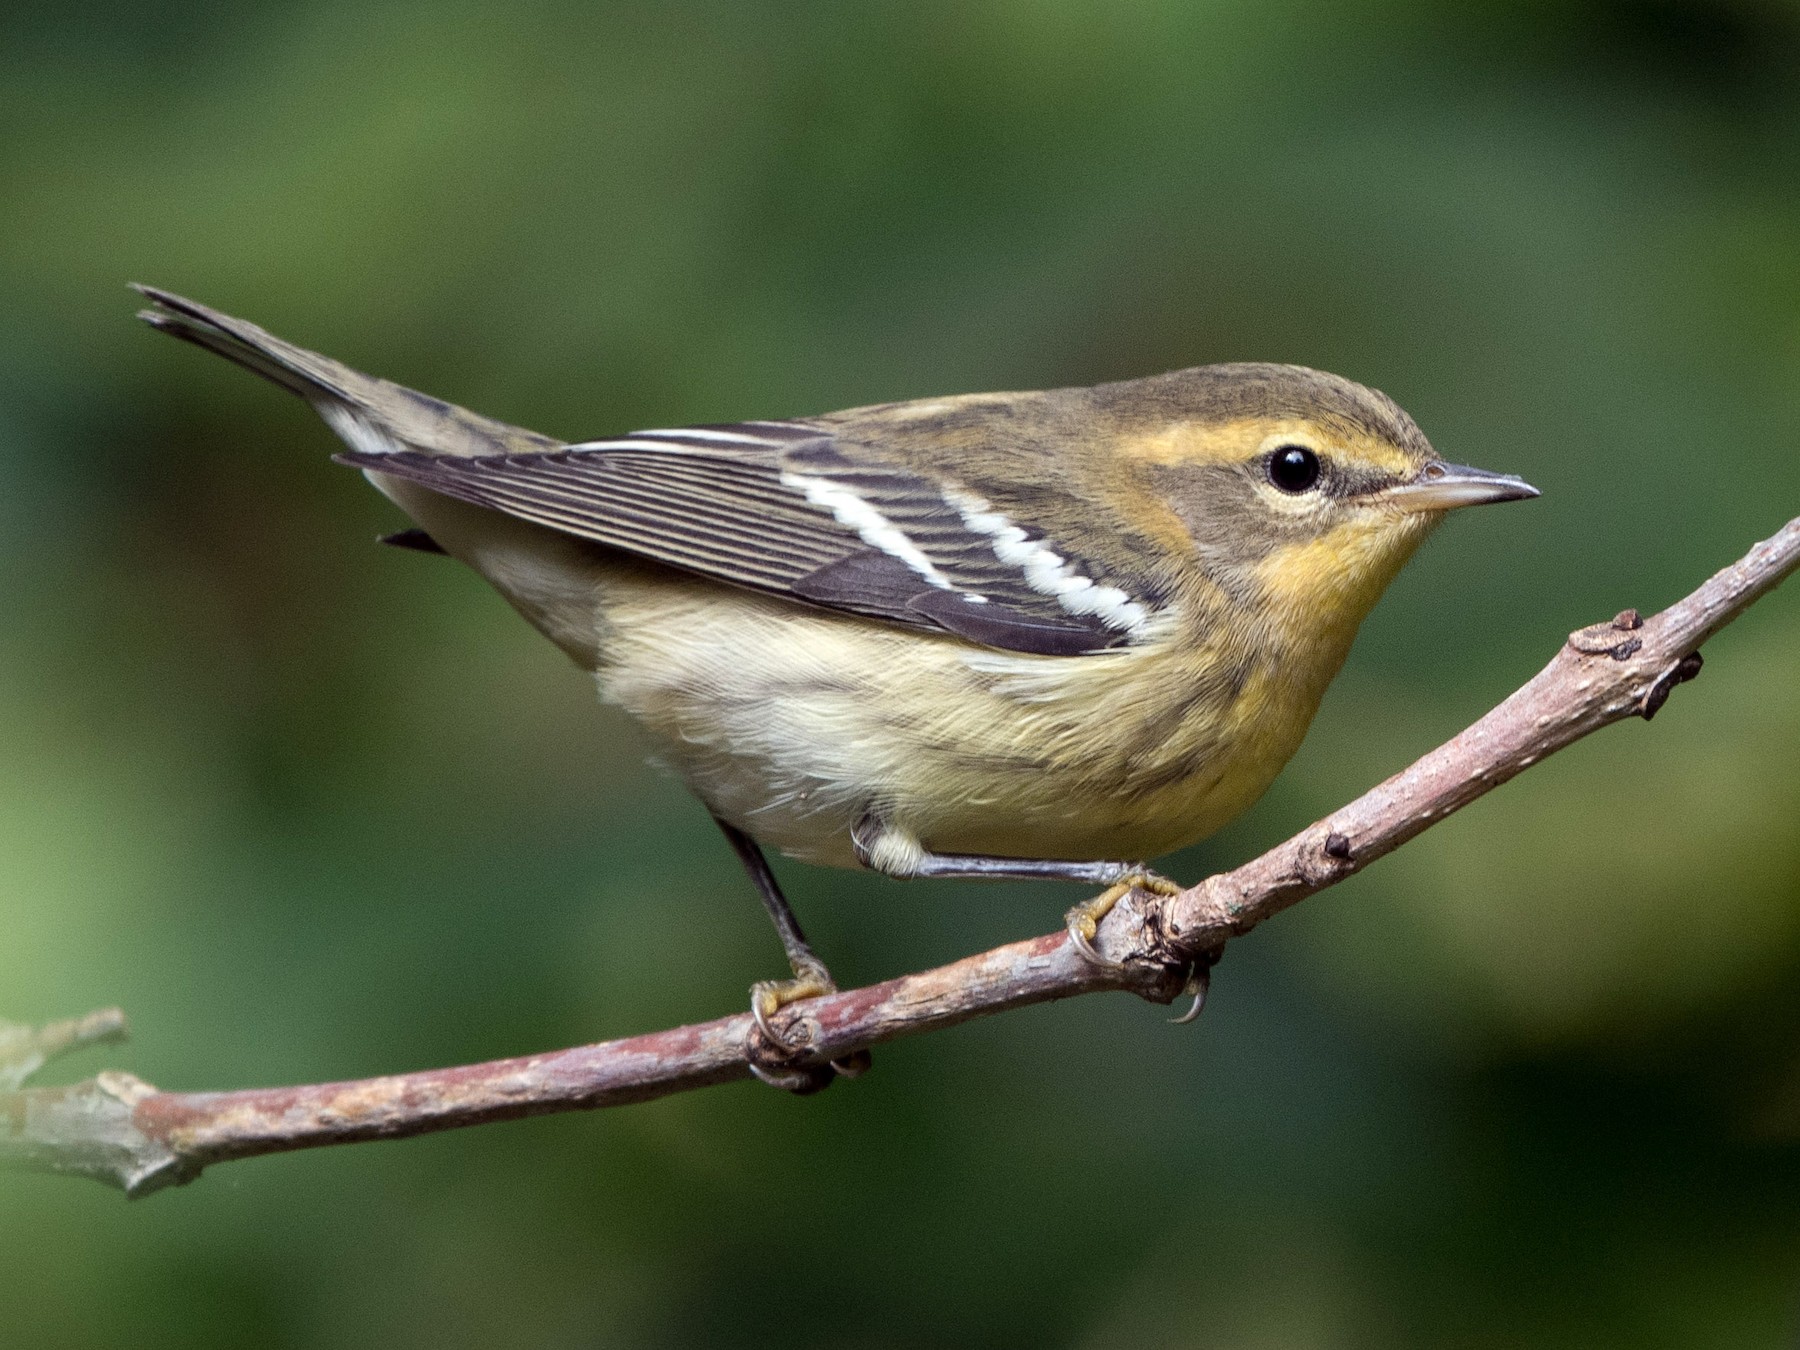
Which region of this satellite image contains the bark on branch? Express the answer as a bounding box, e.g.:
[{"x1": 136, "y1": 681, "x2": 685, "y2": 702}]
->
[{"x1": 6, "y1": 515, "x2": 1798, "y2": 1198}]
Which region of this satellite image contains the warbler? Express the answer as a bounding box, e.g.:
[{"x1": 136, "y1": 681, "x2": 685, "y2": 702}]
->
[{"x1": 136, "y1": 286, "x2": 1536, "y2": 1069}]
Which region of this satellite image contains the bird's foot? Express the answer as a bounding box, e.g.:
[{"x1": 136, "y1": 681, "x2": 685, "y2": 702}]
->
[
  {"x1": 1064, "y1": 868, "x2": 1182, "y2": 970},
  {"x1": 1168, "y1": 955, "x2": 1216, "y2": 1025},
  {"x1": 746, "y1": 953, "x2": 871, "y2": 1093}
]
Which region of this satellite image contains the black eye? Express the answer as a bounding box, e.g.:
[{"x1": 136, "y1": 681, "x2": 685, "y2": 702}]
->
[{"x1": 1268, "y1": 445, "x2": 1321, "y2": 493}]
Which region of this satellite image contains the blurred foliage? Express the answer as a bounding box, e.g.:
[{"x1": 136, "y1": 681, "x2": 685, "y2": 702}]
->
[{"x1": 4, "y1": 0, "x2": 1800, "y2": 1346}]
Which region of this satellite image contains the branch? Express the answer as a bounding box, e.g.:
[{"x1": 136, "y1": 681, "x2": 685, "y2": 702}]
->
[
  {"x1": 0, "y1": 1008, "x2": 128, "y2": 1091},
  {"x1": 6, "y1": 515, "x2": 1798, "y2": 1198}
]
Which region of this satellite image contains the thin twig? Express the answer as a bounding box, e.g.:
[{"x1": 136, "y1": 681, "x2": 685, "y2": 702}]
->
[
  {"x1": 4, "y1": 515, "x2": 1797, "y2": 1198},
  {"x1": 0, "y1": 1008, "x2": 129, "y2": 1091}
]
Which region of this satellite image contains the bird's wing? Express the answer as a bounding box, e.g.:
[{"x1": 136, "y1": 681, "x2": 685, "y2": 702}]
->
[{"x1": 337, "y1": 423, "x2": 1156, "y2": 657}]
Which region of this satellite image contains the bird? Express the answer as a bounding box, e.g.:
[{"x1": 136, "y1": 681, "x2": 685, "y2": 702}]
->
[{"x1": 135, "y1": 285, "x2": 1537, "y2": 1085}]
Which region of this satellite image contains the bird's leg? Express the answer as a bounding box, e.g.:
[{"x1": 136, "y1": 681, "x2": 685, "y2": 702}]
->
[
  {"x1": 849, "y1": 817, "x2": 1180, "y2": 970},
  {"x1": 714, "y1": 816, "x2": 869, "y2": 1091}
]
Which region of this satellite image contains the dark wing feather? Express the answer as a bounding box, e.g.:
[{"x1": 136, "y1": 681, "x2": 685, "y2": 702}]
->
[{"x1": 338, "y1": 424, "x2": 1146, "y2": 656}]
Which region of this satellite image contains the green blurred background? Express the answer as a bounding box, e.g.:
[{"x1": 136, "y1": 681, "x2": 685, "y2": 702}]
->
[{"x1": 5, "y1": 0, "x2": 1800, "y2": 1345}]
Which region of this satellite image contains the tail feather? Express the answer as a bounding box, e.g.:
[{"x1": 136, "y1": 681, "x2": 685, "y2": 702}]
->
[{"x1": 134, "y1": 285, "x2": 562, "y2": 460}]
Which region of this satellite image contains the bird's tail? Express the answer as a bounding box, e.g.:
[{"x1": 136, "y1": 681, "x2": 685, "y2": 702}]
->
[{"x1": 134, "y1": 285, "x2": 562, "y2": 460}]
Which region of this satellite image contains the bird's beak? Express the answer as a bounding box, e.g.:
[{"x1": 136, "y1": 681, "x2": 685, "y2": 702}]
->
[{"x1": 1381, "y1": 461, "x2": 1540, "y2": 512}]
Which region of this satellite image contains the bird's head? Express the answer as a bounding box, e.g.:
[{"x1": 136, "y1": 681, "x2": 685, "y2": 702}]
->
[{"x1": 1106, "y1": 363, "x2": 1537, "y2": 646}]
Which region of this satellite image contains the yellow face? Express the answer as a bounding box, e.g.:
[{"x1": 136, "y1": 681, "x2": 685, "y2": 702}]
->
[{"x1": 1124, "y1": 400, "x2": 1536, "y2": 648}]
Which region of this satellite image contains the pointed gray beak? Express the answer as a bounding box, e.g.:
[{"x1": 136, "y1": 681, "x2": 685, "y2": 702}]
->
[{"x1": 1382, "y1": 461, "x2": 1540, "y2": 512}]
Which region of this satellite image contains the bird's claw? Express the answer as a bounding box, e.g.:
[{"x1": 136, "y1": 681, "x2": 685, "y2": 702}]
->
[
  {"x1": 1168, "y1": 960, "x2": 1212, "y2": 1025},
  {"x1": 750, "y1": 974, "x2": 832, "y2": 1049},
  {"x1": 1064, "y1": 868, "x2": 1181, "y2": 970},
  {"x1": 746, "y1": 960, "x2": 870, "y2": 1092},
  {"x1": 746, "y1": 1054, "x2": 836, "y2": 1094},
  {"x1": 1068, "y1": 922, "x2": 1107, "y2": 967}
]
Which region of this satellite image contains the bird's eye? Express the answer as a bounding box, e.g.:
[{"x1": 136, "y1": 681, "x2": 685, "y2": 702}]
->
[{"x1": 1268, "y1": 446, "x2": 1321, "y2": 493}]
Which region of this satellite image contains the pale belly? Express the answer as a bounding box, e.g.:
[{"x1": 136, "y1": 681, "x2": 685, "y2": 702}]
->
[{"x1": 593, "y1": 566, "x2": 1333, "y2": 873}]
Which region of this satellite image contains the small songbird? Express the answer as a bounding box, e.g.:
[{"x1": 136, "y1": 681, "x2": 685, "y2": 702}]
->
[{"x1": 136, "y1": 286, "x2": 1536, "y2": 1077}]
